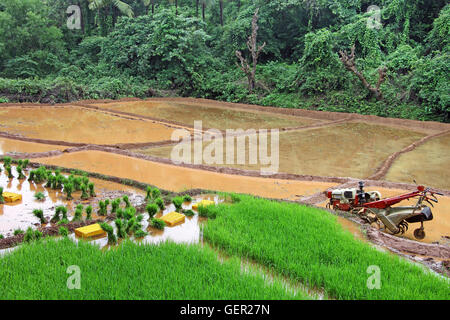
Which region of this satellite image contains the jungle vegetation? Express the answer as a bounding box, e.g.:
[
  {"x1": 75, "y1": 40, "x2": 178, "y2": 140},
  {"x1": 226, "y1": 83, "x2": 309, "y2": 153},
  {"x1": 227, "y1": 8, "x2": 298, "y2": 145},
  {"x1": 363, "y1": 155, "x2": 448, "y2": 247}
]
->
[{"x1": 0, "y1": 0, "x2": 448, "y2": 122}]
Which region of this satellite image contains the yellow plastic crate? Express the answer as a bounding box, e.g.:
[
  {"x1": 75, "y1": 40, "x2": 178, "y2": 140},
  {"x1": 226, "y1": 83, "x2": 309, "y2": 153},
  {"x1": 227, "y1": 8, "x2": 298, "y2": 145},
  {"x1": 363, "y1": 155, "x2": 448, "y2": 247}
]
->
[
  {"x1": 160, "y1": 211, "x2": 185, "y2": 227},
  {"x1": 2, "y1": 192, "x2": 22, "y2": 203},
  {"x1": 75, "y1": 223, "x2": 106, "y2": 239},
  {"x1": 192, "y1": 200, "x2": 215, "y2": 211}
]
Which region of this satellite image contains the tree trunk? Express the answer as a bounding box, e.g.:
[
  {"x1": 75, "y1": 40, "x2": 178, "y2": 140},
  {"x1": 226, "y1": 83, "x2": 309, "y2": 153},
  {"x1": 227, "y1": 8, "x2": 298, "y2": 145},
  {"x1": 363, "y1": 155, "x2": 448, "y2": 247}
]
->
[
  {"x1": 202, "y1": 3, "x2": 206, "y2": 20},
  {"x1": 176, "y1": 0, "x2": 178, "y2": 15},
  {"x1": 219, "y1": 0, "x2": 224, "y2": 26},
  {"x1": 152, "y1": 0, "x2": 155, "y2": 15},
  {"x1": 196, "y1": 0, "x2": 199, "y2": 17}
]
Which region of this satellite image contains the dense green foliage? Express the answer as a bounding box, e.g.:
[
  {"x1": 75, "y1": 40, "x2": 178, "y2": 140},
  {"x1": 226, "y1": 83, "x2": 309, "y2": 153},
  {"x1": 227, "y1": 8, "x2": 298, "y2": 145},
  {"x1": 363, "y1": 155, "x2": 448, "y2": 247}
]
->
[
  {"x1": 204, "y1": 195, "x2": 450, "y2": 299},
  {"x1": 0, "y1": 0, "x2": 448, "y2": 121},
  {"x1": 0, "y1": 238, "x2": 304, "y2": 299}
]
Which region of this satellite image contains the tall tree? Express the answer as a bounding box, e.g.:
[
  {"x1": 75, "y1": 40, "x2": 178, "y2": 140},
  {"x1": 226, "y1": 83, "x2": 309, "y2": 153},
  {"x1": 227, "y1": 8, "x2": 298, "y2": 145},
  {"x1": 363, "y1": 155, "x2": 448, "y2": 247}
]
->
[
  {"x1": 88, "y1": 0, "x2": 134, "y2": 18},
  {"x1": 235, "y1": 8, "x2": 266, "y2": 93}
]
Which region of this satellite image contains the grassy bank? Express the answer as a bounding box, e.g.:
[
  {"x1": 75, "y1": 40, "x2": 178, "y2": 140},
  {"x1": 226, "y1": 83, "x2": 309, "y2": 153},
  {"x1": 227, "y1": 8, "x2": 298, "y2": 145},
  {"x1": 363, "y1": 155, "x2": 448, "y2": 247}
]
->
[
  {"x1": 0, "y1": 238, "x2": 305, "y2": 300},
  {"x1": 204, "y1": 195, "x2": 449, "y2": 300}
]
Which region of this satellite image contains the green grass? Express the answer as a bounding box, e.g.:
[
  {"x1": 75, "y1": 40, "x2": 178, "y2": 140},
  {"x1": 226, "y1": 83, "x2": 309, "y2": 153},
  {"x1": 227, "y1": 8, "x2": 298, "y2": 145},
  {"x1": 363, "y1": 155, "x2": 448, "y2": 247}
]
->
[
  {"x1": 203, "y1": 195, "x2": 450, "y2": 300},
  {"x1": 0, "y1": 238, "x2": 305, "y2": 300}
]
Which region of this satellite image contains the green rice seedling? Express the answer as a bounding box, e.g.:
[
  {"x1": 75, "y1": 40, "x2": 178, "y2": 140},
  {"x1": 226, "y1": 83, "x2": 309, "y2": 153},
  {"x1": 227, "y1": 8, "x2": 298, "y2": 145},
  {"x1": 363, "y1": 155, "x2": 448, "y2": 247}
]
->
[
  {"x1": 145, "y1": 186, "x2": 152, "y2": 201},
  {"x1": 0, "y1": 234, "x2": 3, "y2": 239},
  {"x1": 23, "y1": 159, "x2": 29, "y2": 169},
  {"x1": 54, "y1": 169, "x2": 61, "y2": 176},
  {"x1": 111, "y1": 198, "x2": 120, "y2": 214},
  {"x1": 14, "y1": 229, "x2": 24, "y2": 236},
  {"x1": 28, "y1": 171, "x2": 35, "y2": 182},
  {"x1": 98, "y1": 201, "x2": 107, "y2": 216},
  {"x1": 85, "y1": 206, "x2": 93, "y2": 220},
  {"x1": 55, "y1": 175, "x2": 64, "y2": 189},
  {"x1": 63, "y1": 182, "x2": 74, "y2": 200},
  {"x1": 80, "y1": 184, "x2": 89, "y2": 200},
  {"x1": 72, "y1": 207, "x2": 83, "y2": 222},
  {"x1": 73, "y1": 177, "x2": 82, "y2": 191},
  {"x1": 125, "y1": 217, "x2": 137, "y2": 235},
  {"x1": 0, "y1": 187, "x2": 4, "y2": 204},
  {"x1": 182, "y1": 209, "x2": 195, "y2": 217},
  {"x1": 115, "y1": 219, "x2": 127, "y2": 239},
  {"x1": 82, "y1": 176, "x2": 89, "y2": 186},
  {"x1": 146, "y1": 204, "x2": 159, "y2": 219},
  {"x1": 16, "y1": 166, "x2": 26, "y2": 179},
  {"x1": 24, "y1": 227, "x2": 35, "y2": 243},
  {"x1": 0, "y1": 239, "x2": 304, "y2": 300},
  {"x1": 100, "y1": 223, "x2": 117, "y2": 244},
  {"x1": 34, "y1": 230, "x2": 43, "y2": 241},
  {"x1": 182, "y1": 195, "x2": 192, "y2": 202},
  {"x1": 88, "y1": 182, "x2": 96, "y2": 197},
  {"x1": 34, "y1": 192, "x2": 45, "y2": 201},
  {"x1": 32, "y1": 209, "x2": 46, "y2": 224},
  {"x1": 204, "y1": 195, "x2": 450, "y2": 300},
  {"x1": 136, "y1": 214, "x2": 144, "y2": 223},
  {"x1": 172, "y1": 197, "x2": 183, "y2": 212},
  {"x1": 57, "y1": 218, "x2": 69, "y2": 225},
  {"x1": 17, "y1": 159, "x2": 23, "y2": 167},
  {"x1": 105, "y1": 199, "x2": 110, "y2": 210},
  {"x1": 76, "y1": 204, "x2": 84, "y2": 211},
  {"x1": 150, "y1": 218, "x2": 165, "y2": 230},
  {"x1": 116, "y1": 208, "x2": 124, "y2": 219},
  {"x1": 59, "y1": 227, "x2": 69, "y2": 237},
  {"x1": 155, "y1": 197, "x2": 165, "y2": 210},
  {"x1": 197, "y1": 204, "x2": 213, "y2": 218},
  {"x1": 124, "y1": 207, "x2": 136, "y2": 220},
  {"x1": 28, "y1": 166, "x2": 48, "y2": 183},
  {"x1": 51, "y1": 206, "x2": 66, "y2": 223},
  {"x1": 134, "y1": 230, "x2": 148, "y2": 238},
  {"x1": 5, "y1": 165, "x2": 13, "y2": 179},
  {"x1": 45, "y1": 175, "x2": 54, "y2": 188},
  {"x1": 122, "y1": 195, "x2": 131, "y2": 208},
  {"x1": 151, "y1": 188, "x2": 161, "y2": 200},
  {"x1": 3, "y1": 156, "x2": 12, "y2": 166}
]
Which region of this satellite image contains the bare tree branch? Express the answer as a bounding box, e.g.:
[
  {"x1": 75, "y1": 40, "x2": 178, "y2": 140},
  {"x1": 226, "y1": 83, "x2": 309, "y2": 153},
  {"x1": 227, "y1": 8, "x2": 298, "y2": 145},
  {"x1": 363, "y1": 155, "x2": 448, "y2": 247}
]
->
[
  {"x1": 235, "y1": 8, "x2": 266, "y2": 93},
  {"x1": 339, "y1": 45, "x2": 387, "y2": 101}
]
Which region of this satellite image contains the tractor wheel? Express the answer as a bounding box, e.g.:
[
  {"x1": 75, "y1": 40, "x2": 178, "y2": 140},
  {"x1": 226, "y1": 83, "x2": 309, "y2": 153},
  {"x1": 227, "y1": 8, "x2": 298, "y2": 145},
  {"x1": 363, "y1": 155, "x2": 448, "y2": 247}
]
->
[
  {"x1": 370, "y1": 221, "x2": 380, "y2": 230},
  {"x1": 413, "y1": 228, "x2": 425, "y2": 240}
]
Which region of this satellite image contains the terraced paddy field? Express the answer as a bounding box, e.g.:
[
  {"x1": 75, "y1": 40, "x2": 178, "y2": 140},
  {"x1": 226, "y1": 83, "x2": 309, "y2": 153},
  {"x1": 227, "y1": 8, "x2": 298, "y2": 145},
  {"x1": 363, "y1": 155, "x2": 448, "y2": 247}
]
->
[
  {"x1": 386, "y1": 133, "x2": 450, "y2": 190},
  {"x1": 34, "y1": 150, "x2": 337, "y2": 200},
  {"x1": 92, "y1": 100, "x2": 321, "y2": 129},
  {"x1": 0, "y1": 137, "x2": 67, "y2": 154},
  {"x1": 138, "y1": 122, "x2": 426, "y2": 179},
  {"x1": 0, "y1": 106, "x2": 176, "y2": 145},
  {"x1": 1, "y1": 98, "x2": 450, "y2": 300}
]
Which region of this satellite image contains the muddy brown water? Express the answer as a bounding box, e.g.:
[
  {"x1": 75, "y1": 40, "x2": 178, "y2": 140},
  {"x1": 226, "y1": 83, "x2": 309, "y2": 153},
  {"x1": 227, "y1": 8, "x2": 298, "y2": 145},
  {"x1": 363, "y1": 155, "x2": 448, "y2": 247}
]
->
[
  {"x1": 0, "y1": 165, "x2": 144, "y2": 237},
  {"x1": 92, "y1": 100, "x2": 321, "y2": 130},
  {"x1": 385, "y1": 133, "x2": 450, "y2": 190},
  {"x1": 0, "y1": 137, "x2": 67, "y2": 154},
  {"x1": 0, "y1": 106, "x2": 175, "y2": 145},
  {"x1": 138, "y1": 122, "x2": 425, "y2": 179},
  {"x1": 34, "y1": 151, "x2": 337, "y2": 200}
]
